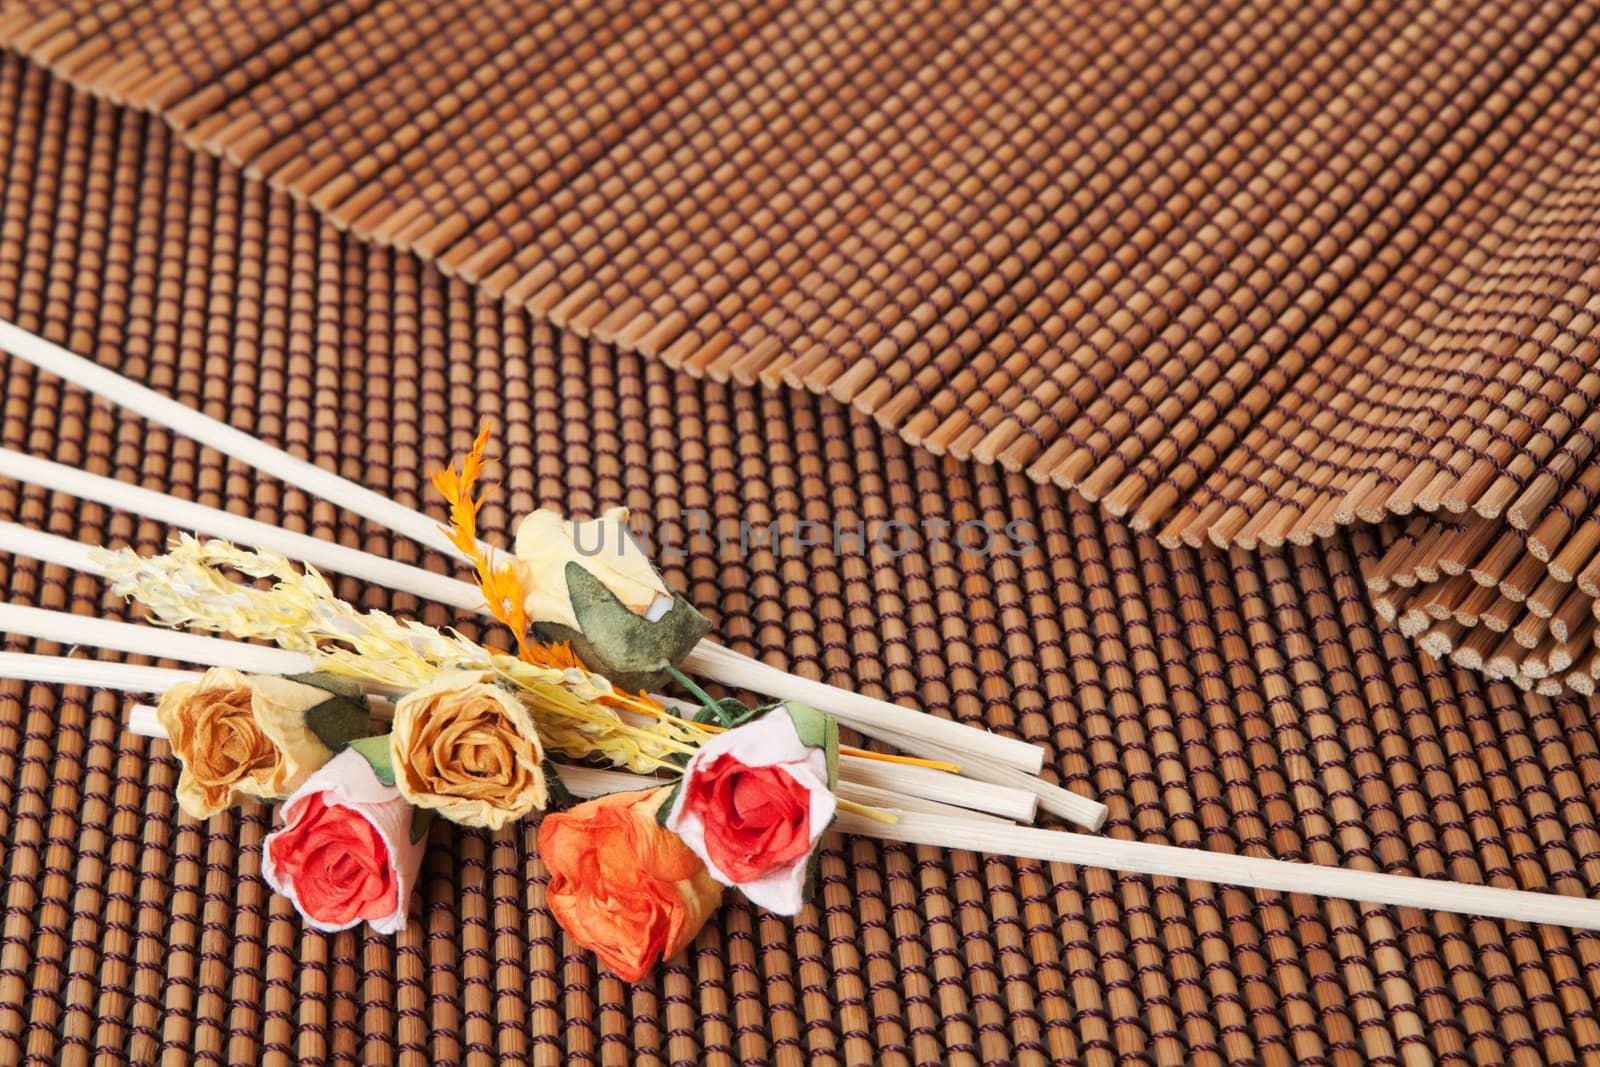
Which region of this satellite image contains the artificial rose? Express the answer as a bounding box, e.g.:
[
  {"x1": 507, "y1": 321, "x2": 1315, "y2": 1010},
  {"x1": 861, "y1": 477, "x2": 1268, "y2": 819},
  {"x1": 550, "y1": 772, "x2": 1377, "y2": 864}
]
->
[
  {"x1": 389, "y1": 670, "x2": 547, "y2": 830},
  {"x1": 539, "y1": 788, "x2": 723, "y2": 982},
  {"x1": 664, "y1": 706, "x2": 836, "y2": 915},
  {"x1": 155, "y1": 667, "x2": 341, "y2": 819},
  {"x1": 511, "y1": 506, "x2": 672, "y2": 630},
  {"x1": 262, "y1": 748, "x2": 426, "y2": 934},
  {"x1": 509, "y1": 507, "x2": 712, "y2": 691}
]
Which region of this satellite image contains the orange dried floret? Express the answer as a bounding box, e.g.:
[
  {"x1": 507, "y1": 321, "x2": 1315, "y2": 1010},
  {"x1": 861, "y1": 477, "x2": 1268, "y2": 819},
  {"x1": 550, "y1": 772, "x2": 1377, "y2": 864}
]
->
[{"x1": 431, "y1": 419, "x2": 535, "y2": 660}]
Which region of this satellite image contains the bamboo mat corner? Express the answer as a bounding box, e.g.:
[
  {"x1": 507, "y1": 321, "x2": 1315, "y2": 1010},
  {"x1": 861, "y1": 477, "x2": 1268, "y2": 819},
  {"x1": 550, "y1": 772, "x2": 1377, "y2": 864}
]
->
[{"x1": 5, "y1": 49, "x2": 1600, "y2": 1066}]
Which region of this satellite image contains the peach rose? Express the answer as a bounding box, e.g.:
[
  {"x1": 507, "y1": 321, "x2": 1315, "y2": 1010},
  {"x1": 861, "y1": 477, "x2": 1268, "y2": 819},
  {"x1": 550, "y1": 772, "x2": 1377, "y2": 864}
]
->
[
  {"x1": 510, "y1": 507, "x2": 672, "y2": 630},
  {"x1": 155, "y1": 668, "x2": 339, "y2": 819},
  {"x1": 390, "y1": 670, "x2": 547, "y2": 829},
  {"x1": 664, "y1": 705, "x2": 836, "y2": 915},
  {"x1": 538, "y1": 788, "x2": 723, "y2": 982}
]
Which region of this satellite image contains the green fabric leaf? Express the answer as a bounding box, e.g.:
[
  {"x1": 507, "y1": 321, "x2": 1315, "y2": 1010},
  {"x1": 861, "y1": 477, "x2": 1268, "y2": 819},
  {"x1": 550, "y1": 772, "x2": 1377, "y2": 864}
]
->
[
  {"x1": 286, "y1": 672, "x2": 368, "y2": 703},
  {"x1": 798, "y1": 816, "x2": 835, "y2": 908},
  {"x1": 654, "y1": 777, "x2": 685, "y2": 828},
  {"x1": 784, "y1": 702, "x2": 839, "y2": 788},
  {"x1": 531, "y1": 562, "x2": 712, "y2": 691},
  {"x1": 287, "y1": 672, "x2": 373, "y2": 753},
  {"x1": 409, "y1": 807, "x2": 435, "y2": 844},
  {"x1": 347, "y1": 735, "x2": 396, "y2": 787}
]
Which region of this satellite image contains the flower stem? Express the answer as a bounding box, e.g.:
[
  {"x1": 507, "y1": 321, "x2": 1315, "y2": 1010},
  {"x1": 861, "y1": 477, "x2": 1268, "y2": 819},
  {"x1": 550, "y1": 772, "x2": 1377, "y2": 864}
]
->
[{"x1": 665, "y1": 664, "x2": 723, "y2": 717}]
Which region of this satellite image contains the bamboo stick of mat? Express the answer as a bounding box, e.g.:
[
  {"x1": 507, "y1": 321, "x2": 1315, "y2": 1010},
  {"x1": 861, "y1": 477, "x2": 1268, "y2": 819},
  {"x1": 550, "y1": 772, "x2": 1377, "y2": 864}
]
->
[
  {"x1": 0, "y1": 317, "x2": 1050, "y2": 777},
  {"x1": 93, "y1": 682, "x2": 1600, "y2": 935},
  {"x1": 1093, "y1": 1, "x2": 1562, "y2": 530}
]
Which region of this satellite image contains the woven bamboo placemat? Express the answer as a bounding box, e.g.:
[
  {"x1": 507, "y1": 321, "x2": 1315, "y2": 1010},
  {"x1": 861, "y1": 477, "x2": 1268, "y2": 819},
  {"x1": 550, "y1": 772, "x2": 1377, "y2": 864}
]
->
[
  {"x1": 6, "y1": 54, "x2": 1600, "y2": 1066},
  {"x1": 6, "y1": 0, "x2": 1600, "y2": 553}
]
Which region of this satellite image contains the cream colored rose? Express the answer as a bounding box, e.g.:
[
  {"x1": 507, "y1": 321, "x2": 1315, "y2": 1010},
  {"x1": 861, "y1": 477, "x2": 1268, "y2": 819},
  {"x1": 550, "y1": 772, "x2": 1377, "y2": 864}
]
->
[
  {"x1": 155, "y1": 667, "x2": 337, "y2": 820},
  {"x1": 389, "y1": 670, "x2": 548, "y2": 830},
  {"x1": 510, "y1": 506, "x2": 671, "y2": 630}
]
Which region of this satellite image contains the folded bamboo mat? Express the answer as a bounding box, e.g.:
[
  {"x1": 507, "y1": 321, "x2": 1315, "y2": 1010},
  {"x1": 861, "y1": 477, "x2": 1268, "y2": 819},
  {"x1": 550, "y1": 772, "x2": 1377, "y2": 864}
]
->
[
  {"x1": 10, "y1": 52, "x2": 1600, "y2": 1066},
  {"x1": 5, "y1": 0, "x2": 1600, "y2": 554}
]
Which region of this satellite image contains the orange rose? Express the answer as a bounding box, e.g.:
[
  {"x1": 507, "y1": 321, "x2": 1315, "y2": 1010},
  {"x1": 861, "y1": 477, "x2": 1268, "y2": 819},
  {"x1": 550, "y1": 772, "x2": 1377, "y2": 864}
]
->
[{"x1": 538, "y1": 788, "x2": 723, "y2": 981}]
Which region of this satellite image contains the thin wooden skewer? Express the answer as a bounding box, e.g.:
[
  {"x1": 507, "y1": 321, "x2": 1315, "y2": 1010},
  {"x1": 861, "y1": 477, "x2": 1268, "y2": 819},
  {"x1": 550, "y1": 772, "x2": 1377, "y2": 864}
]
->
[
  {"x1": 104, "y1": 695, "x2": 1600, "y2": 932},
  {"x1": 0, "y1": 447, "x2": 483, "y2": 609},
  {"x1": 0, "y1": 318, "x2": 1048, "y2": 776},
  {"x1": 0, "y1": 646, "x2": 1033, "y2": 821},
  {"x1": 829, "y1": 811, "x2": 1600, "y2": 934},
  {"x1": 0, "y1": 601, "x2": 313, "y2": 676},
  {"x1": 0, "y1": 318, "x2": 459, "y2": 557},
  {"x1": 0, "y1": 651, "x2": 193, "y2": 694}
]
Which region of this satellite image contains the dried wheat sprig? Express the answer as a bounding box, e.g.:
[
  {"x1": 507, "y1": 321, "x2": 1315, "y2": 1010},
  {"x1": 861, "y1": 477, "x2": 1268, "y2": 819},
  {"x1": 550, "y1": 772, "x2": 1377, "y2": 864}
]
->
[{"x1": 95, "y1": 535, "x2": 700, "y2": 771}]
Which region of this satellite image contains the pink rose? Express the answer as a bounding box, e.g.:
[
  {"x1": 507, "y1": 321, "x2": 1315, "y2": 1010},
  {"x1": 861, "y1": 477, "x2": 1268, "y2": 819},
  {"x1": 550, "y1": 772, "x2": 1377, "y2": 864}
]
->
[
  {"x1": 262, "y1": 748, "x2": 427, "y2": 934},
  {"x1": 664, "y1": 706, "x2": 836, "y2": 914}
]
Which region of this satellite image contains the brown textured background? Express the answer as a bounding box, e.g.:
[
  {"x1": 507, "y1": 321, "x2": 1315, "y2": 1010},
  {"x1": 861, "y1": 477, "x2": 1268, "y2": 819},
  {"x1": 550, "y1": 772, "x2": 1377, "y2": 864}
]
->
[
  {"x1": 7, "y1": 49, "x2": 1600, "y2": 1067},
  {"x1": 6, "y1": 0, "x2": 1600, "y2": 553}
]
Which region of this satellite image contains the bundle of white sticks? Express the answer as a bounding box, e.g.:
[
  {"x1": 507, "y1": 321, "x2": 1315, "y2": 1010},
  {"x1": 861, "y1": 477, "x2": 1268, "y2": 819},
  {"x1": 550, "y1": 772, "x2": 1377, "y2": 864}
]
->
[{"x1": 3, "y1": 317, "x2": 1600, "y2": 932}]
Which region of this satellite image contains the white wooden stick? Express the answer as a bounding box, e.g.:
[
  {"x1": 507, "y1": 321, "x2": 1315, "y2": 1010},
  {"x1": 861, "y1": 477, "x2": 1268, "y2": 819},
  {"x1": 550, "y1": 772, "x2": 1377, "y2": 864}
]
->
[
  {"x1": 831, "y1": 755, "x2": 1037, "y2": 822},
  {"x1": 0, "y1": 319, "x2": 1047, "y2": 775},
  {"x1": 1, "y1": 501, "x2": 1044, "y2": 779},
  {"x1": 681, "y1": 641, "x2": 1046, "y2": 775},
  {"x1": 834, "y1": 811, "x2": 1600, "y2": 933},
  {"x1": 60, "y1": 648, "x2": 1032, "y2": 819},
  {"x1": 0, "y1": 449, "x2": 482, "y2": 609},
  {"x1": 0, "y1": 651, "x2": 193, "y2": 693},
  {"x1": 0, "y1": 601, "x2": 312, "y2": 674},
  {"x1": 117, "y1": 696, "x2": 1600, "y2": 932},
  {"x1": 0, "y1": 319, "x2": 458, "y2": 558},
  {"x1": 0, "y1": 520, "x2": 107, "y2": 576},
  {"x1": 867, "y1": 724, "x2": 1106, "y2": 830}
]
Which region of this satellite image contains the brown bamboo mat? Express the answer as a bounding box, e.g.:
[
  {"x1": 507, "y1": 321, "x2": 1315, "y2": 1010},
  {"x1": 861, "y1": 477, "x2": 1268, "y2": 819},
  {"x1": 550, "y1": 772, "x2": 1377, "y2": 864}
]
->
[
  {"x1": 10, "y1": 54, "x2": 1600, "y2": 1067},
  {"x1": 5, "y1": 1, "x2": 1600, "y2": 551}
]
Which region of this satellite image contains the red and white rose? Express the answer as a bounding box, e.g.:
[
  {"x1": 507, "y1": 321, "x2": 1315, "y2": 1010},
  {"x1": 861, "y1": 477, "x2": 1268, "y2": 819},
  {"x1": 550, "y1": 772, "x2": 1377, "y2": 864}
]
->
[
  {"x1": 262, "y1": 747, "x2": 428, "y2": 934},
  {"x1": 663, "y1": 705, "x2": 837, "y2": 915}
]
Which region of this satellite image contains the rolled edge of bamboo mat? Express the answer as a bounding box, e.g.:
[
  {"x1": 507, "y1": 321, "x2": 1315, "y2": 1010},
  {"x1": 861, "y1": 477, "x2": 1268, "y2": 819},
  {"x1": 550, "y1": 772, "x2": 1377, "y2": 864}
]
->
[{"x1": 4, "y1": 4, "x2": 1600, "y2": 553}]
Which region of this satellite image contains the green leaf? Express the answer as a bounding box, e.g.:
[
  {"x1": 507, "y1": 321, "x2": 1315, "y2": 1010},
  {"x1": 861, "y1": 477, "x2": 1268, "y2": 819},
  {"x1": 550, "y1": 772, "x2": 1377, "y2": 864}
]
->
[
  {"x1": 798, "y1": 810, "x2": 841, "y2": 907},
  {"x1": 288, "y1": 673, "x2": 373, "y2": 754},
  {"x1": 287, "y1": 672, "x2": 368, "y2": 703},
  {"x1": 784, "y1": 702, "x2": 839, "y2": 788},
  {"x1": 654, "y1": 777, "x2": 685, "y2": 828},
  {"x1": 531, "y1": 562, "x2": 712, "y2": 691},
  {"x1": 691, "y1": 697, "x2": 770, "y2": 730},
  {"x1": 347, "y1": 735, "x2": 396, "y2": 787},
  {"x1": 409, "y1": 807, "x2": 435, "y2": 844}
]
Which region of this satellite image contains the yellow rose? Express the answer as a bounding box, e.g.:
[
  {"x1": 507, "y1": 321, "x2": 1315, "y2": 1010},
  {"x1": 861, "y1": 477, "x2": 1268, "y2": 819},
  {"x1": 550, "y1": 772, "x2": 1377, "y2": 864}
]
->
[
  {"x1": 389, "y1": 670, "x2": 548, "y2": 830},
  {"x1": 510, "y1": 506, "x2": 671, "y2": 630},
  {"x1": 155, "y1": 668, "x2": 338, "y2": 819}
]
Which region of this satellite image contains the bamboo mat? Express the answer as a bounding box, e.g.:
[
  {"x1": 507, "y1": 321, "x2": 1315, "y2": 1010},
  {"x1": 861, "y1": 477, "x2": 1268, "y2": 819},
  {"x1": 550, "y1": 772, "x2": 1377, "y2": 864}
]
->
[
  {"x1": 3, "y1": 0, "x2": 1600, "y2": 553},
  {"x1": 9, "y1": 54, "x2": 1600, "y2": 1067}
]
